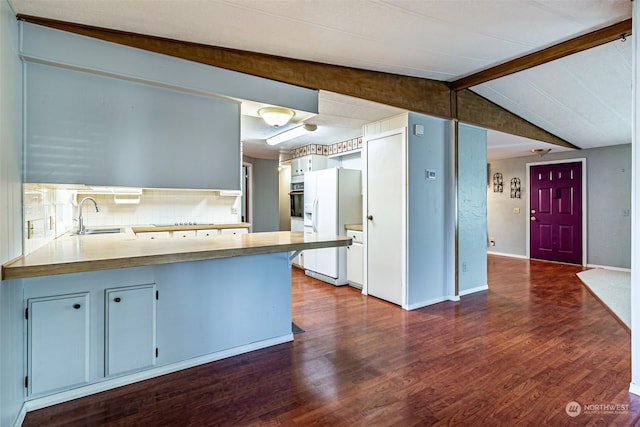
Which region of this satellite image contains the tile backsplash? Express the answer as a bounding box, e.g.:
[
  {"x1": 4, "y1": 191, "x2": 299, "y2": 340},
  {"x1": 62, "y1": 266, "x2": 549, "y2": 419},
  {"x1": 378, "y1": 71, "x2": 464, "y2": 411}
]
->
[
  {"x1": 78, "y1": 189, "x2": 241, "y2": 227},
  {"x1": 23, "y1": 185, "x2": 242, "y2": 255}
]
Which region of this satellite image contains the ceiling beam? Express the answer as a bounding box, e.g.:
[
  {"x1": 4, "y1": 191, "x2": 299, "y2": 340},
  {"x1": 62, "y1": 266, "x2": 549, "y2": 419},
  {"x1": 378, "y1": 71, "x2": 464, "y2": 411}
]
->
[
  {"x1": 456, "y1": 90, "x2": 579, "y2": 150},
  {"x1": 17, "y1": 14, "x2": 577, "y2": 149},
  {"x1": 450, "y1": 18, "x2": 632, "y2": 91},
  {"x1": 17, "y1": 14, "x2": 453, "y2": 120}
]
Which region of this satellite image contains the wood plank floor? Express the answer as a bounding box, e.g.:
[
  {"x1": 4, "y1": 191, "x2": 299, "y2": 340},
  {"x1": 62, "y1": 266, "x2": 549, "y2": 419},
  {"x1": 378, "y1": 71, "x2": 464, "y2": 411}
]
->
[{"x1": 24, "y1": 255, "x2": 640, "y2": 426}]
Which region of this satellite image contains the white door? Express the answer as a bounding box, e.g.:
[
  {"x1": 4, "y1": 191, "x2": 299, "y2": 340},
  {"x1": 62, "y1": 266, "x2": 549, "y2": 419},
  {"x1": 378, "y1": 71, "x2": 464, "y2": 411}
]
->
[
  {"x1": 366, "y1": 130, "x2": 405, "y2": 305},
  {"x1": 105, "y1": 284, "x2": 156, "y2": 376},
  {"x1": 28, "y1": 293, "x2": 90, "y2": 396}
]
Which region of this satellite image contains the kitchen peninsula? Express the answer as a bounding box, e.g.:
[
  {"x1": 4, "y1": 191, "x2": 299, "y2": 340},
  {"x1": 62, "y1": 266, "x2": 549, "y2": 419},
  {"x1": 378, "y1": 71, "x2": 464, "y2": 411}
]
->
[{"x1": 2, "y1": 230, "x2": 350, "y2": 408}]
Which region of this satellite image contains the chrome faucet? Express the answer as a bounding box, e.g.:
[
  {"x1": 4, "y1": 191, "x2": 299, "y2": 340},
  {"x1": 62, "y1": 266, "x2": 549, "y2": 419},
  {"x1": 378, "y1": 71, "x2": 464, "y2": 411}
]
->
[{"x1": 77, "y1": 197, "x2": 100, "y2": 234}]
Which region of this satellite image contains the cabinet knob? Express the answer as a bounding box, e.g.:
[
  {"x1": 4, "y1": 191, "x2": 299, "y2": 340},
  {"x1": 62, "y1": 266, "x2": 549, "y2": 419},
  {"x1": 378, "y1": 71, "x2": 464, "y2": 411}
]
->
[
  {"x1": 73, "y1": 304, "x2": 81, "y2": 309},
  {"x1": 367, "y1": 215, "x2": 373, "y2": 221},
  {"x1": 114, "y1": 297, "x2": 121, "y2": 303}
]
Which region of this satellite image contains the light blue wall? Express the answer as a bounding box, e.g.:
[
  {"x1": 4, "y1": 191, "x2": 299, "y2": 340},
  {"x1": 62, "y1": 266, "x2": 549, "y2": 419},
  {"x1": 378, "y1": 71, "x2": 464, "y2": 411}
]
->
[
  {"x1": 0, "y1": 1, "x2": 24, "y2": 425},
  {"x1": 247, "y1": 157, "x2": 280, "y2": 232},
  {"x1": 407, "y1": 113, "x2": 450, "y2": 307},
  {"x1": 487, "y1": 144, "x2": 631, "y2": 269},
  {"x1": 25, "y1": 62, "x2": 242, "y2": 190},
  {"x1": 20, "y1": 23, "x2": 318, "y2": 115},
  {"x1": 458, "y1": 124, "x2": 488, "y2": 294}
]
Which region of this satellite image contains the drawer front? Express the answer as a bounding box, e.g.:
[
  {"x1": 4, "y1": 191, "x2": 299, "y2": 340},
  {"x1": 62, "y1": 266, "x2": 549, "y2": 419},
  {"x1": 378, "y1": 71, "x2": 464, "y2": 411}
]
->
[{"x1": 347, "y1": 230, "x2": 363, "y2": 244}]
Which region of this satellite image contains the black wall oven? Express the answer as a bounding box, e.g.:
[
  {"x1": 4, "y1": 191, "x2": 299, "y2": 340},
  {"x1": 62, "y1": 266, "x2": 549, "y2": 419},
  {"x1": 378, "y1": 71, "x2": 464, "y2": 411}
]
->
[{"x1": 290, "y1": 182, "x2": 304, "y2": 218}]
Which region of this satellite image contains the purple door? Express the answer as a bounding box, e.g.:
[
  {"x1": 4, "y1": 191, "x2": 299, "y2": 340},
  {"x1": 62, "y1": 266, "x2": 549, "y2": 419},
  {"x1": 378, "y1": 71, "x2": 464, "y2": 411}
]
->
[{"x1": 530, "y1": 162, "x2": 582, "y2": 264}]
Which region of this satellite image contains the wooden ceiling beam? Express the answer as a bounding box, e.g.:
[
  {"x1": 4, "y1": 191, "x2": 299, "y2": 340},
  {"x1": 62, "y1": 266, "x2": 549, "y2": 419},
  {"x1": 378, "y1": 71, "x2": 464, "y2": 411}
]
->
[
  {"x1": 450, "y1": 18, "x2": 632, "y2": 91},
  {"x1": 456, "y1": 90, "x2": 579, "y2": 149},
  {"x1": 17, "y1": 14, "x2": 577, "y2": 149},
  {"x1": 17, "y1": 14, "x2": 452, "y2": 119}
]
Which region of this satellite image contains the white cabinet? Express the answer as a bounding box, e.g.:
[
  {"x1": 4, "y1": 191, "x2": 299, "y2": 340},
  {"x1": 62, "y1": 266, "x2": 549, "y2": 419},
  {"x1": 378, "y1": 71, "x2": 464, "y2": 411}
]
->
[
  {"x1": 173, "y1": 230, "x2": 196, "y2": 238},
  {"x1": 346, "y1": 230, "x2": 364, "y2": 288},
  {"x1": 197, "y1": 229, "x2": 220, "y2": 237},
  {"x1": 292, "y1": 252, "x2": 304, "y2": 269},
  {"x1": 27, "y1": 293, "x2": 90, "y2": 396},
  {"x1": 105, "y1": 285, "x2": 156, "y2": 376},
  {"x1": 220, "y1": 228, "x2": 248, "y2": 235},
  {"x1": 136, "y1": 231, "x2": 170, "y2": 239},
  {"x1": 291, "y1": 154, "x2": 327, "y2": 181}
]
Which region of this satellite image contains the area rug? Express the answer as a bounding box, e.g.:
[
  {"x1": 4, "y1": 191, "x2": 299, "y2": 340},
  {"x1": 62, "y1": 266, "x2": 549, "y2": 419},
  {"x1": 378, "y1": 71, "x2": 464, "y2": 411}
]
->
[
  {"x1": 577, "y1": 268, "x2": 630, "y2": 330},
  {"x1": 292, "y1": 322, "x2": 305, "y2": 334}
]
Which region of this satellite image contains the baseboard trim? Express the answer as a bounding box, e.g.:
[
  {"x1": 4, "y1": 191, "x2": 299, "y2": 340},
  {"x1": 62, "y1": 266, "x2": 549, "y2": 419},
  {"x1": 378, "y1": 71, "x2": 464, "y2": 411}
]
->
[
  {"x1": 459, "y1": 285, "x2": 489, "y2": 296},
  {"x1": 304, "y1": 269, "x2": 347, "y2": 286},
  {"x1": 12, "y1": 403, "x2": 27, "y2": 427},
  {"x1": 405, "y1": 296, "x2": 449, "y2": 311},
  {"x1": 24, "y1": 334, "x2": 293, "y2": 413},
  {"x1": 629, "y1": 382, "x2": 640, "y2": 396},
  {"x1": 487, "y1": 251, "x2": 528, "y2": 260},
  {"x1": 586, "y1": 264, "x2": 631, "y2": 273}
]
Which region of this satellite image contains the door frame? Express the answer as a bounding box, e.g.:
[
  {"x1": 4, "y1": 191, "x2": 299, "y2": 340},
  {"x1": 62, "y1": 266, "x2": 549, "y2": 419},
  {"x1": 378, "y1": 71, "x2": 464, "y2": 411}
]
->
[
  {"x1": 242, "y1": 161, "x2": 253, "y2": 232},
  {"x1": 362, "y1": 127, "x2": 408, "y2": 309},
  {"x1": 525, "y1": 158, "x2": 587, "y2": 266}
]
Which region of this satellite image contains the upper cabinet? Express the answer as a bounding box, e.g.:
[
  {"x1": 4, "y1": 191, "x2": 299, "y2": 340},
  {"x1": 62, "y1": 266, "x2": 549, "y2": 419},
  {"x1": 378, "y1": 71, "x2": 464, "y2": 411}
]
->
[
  {"x1": 24, "y1": 63, "x2": 241, "y2": 190},
  {"x1": 291, "y1": 154, "x2": 327, "y2": 182}
]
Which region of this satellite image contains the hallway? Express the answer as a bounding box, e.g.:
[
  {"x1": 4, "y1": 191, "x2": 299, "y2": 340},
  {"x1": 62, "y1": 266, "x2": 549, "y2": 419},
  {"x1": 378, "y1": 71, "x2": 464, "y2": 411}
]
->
[{"x1": 24, "y1": 255, "x2": 640, "y2": 426}]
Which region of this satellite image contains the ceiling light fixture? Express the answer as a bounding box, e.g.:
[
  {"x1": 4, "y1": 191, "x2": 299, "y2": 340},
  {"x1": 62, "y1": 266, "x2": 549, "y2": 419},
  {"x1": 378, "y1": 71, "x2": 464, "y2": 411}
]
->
[
  {"x1": 258, "y1": 106, "x2": 295, "y2": 128},
  {"x1": 531, "y1": 148, "x2": 552, "y2": 156},
  {"x1": 266, "y1": 123, "x2": 317, "y2": 146}
]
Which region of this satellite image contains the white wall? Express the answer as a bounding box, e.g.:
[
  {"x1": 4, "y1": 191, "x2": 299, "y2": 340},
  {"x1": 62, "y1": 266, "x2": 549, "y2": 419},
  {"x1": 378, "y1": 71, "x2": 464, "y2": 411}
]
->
[
  {"x1": 0, "y1": 1, "x2": 25, "y2": 425},
  {"x1": 630, "y1": 0, "x2": 640, "y2": 396}
]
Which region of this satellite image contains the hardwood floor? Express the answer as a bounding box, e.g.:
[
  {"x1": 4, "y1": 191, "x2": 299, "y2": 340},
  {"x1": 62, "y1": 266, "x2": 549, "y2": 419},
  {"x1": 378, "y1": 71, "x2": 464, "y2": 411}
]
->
[{"x1": 24, "y1": 255, "x2": 640, "y2": 426}]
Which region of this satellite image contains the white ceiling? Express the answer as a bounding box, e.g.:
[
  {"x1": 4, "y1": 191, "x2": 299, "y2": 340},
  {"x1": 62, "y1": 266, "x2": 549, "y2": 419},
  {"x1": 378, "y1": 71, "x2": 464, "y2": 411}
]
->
[{"x1": 9, "y1": 0, "x2": 633, "y2": 160}]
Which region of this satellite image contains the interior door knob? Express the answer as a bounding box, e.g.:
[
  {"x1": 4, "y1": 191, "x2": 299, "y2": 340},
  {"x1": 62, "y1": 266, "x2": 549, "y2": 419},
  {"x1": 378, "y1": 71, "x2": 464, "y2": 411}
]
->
[
  {"x1": 367, "y1": 215, "x2": 373, "y2": 221},
  {"x1": 530, "y1": 216, "x2": 537, "y2": 221}
]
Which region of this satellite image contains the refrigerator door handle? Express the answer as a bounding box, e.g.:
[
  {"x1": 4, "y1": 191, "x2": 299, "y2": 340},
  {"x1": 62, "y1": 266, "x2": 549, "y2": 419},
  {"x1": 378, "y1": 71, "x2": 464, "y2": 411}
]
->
[{"x1": 312, "y1": 198, "x2": 318, "y2": 232}]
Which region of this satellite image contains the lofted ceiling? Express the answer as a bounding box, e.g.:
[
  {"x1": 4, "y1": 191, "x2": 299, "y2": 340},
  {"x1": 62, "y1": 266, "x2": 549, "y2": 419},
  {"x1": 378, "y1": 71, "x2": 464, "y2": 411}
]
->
[{"x1": 9, "y1": 0, "x2": 633, "y2": 160}]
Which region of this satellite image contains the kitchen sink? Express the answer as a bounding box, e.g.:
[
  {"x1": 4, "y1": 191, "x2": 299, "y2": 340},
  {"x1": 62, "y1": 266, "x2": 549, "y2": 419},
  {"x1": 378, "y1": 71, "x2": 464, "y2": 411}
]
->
[{"x1": 77, "y1": 228, "x2": 124, "y2": 235}]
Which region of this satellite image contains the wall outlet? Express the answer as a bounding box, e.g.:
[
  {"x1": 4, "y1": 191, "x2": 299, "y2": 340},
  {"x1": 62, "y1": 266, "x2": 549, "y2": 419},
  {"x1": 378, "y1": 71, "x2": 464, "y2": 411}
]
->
[
  {"x1": 462, "y1": 262, "x2": 468, "y2": 272},
  {"x1": 230, "y1": 207, "x2": 238, "y2": 215},
  {"x1": 513, "y1": 207, "x2": 520, "y2": 214}
]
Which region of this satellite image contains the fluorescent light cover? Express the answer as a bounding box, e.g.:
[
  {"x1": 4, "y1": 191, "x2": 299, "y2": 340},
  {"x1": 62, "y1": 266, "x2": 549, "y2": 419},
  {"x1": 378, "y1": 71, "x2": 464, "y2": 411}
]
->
[{"x1": 266, "y1": 124, "x2": 317, "y2": 145}]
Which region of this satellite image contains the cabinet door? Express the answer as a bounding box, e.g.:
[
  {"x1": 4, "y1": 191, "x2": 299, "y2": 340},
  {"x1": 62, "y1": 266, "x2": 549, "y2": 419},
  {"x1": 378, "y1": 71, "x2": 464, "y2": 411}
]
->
[
  {"x1": 136, "y1": 231, "x2": 170, "y2": 239},
  {"x1": 105, "y1": 285, "x2": 156, "y2": 376},
  {"x1": 28, "y1": 293, "x2": 90, "y2": 396},
  {"x1": 197, "y1": 229, "x2": 220, "y2": 237},
  {"x1": 173, "y1": 230, "x2": 196, "y2": 238},
  {"x1": 220, "y1": 228, "x2": 248, "y2": 235},
  {"x1": 347, "y1": 243, "x2": 364, "y2": 287}
]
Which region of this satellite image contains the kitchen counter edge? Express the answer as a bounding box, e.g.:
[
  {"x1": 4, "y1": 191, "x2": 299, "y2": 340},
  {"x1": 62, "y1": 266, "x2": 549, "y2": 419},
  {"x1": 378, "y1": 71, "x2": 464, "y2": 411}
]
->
[{"x1": 2, "y1": 231, "x2": 351, "y2": 280}]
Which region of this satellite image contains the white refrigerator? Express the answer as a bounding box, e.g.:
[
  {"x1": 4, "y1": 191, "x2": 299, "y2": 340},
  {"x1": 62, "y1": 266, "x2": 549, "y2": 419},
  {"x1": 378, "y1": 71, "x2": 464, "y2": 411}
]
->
[{"x1": 303, "y1": 168, "x2": 361, "y2": 285}]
